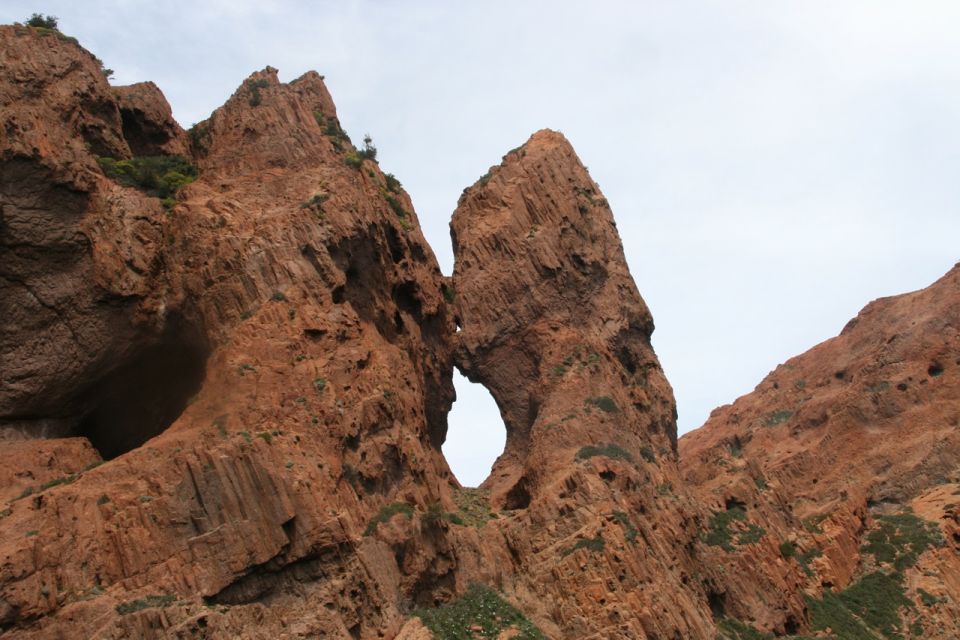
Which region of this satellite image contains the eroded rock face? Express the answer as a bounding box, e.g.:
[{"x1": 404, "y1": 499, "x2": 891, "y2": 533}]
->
[
  {"x1": 3, "y1": 20, "x2": 959, "y2": 640},
  {"x1": 1, "y1": 26, "x2": 460, "y2": 639},
  {"x1": 448, "y1": 131, "x2": 717, "y2": 639},
  {"x1": 0, "y1": 24, "x2": 173, "y2": 446},
  {"x1": 113, "y1": 82, "x2": 189, "y2": 157},
  {"x1": 681, "y1": 264, "x2": 960, "y2": 638},
  {"x1": 452, "y1": 130, "x2": 677, "y2": 492}
]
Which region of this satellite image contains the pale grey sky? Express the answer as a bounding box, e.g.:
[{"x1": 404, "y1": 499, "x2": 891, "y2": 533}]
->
[{"x1": 7, "y1": 2, "x2": 958, "y2": 486}]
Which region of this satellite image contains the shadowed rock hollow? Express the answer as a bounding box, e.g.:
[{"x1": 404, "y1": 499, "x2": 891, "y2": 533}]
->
[{"x1": 2, "y1": 21, "x2": 960, "y2": 640}]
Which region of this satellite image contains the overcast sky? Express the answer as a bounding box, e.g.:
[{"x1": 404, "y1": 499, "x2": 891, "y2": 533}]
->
[{"x1": 7, "y1": 2, "x2": 958, "y2": 486}]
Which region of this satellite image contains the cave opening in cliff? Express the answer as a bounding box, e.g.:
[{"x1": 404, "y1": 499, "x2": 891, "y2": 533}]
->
[
  {"x1": 443, "y1": 370, "x2": 507, "y2": 487},
  {"x1": 74, "y1": 315, "x2": 209, "y2": 460}
]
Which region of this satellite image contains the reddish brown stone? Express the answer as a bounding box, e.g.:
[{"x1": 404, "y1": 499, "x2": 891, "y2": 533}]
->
[{"x1": 3, "y1": 21, "x2": 960, "y2": 640}]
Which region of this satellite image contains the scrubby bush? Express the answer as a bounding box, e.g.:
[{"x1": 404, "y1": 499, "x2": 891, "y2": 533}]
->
[
  {"x1": 364, "y1": 502, "x2": 413, "y2": 536},
  {"x1": 26, "y1": 13, "x2": 58, "y2": 29},
  {"x1": 415, "y1": 584, "x2": 545, "y2": 639},
  {"x1": 358, "y1": 134, "x2": 377, "y2": 161},
  {"x1": 384, "y1": 173, "x2": 402, "y2": 193},
  {"x1": 96, "y1": 155, "x2": 198, "y2": 206},
  {"x1": 563, "y1": 535, "x2": 605, "y2": 557},
  {"x1": 575, "y1": 443, "x2": 633, "y2": 463},
  {"x1": 807, "y1": 571, "x2": 911, "y2": 639},
  {"x1": 763, "y1": 409, "x2": 794, "y2": 427},
  {"x1": 585, "y1": 396, "x2": 619, "y2": 413},
  {"x1": 701, "y1": 507, "x2": 765, "y2": 551},
  {"x1": 246, "y1": 78, "x2": 270, "y2": 107},
  {"x1": 344, "y1": 152, "x2": 364, "y2": 169},
  {"x1": 116, "y1": 594, "x2": 175, "y2": 615},
  {"x1": 862, "y1": 511, "x2": 944, "y2": 570}
]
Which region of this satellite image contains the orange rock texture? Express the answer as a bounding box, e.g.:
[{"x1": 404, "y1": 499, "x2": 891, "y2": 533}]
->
[
  {"x1": 680, "y1": 263, "x2": 960, "y2": 638},
  {"x1": 1, "y1": 22, "x2": 958, "y2": 640}
]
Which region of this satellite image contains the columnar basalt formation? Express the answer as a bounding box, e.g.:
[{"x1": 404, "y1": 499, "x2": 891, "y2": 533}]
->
[{"x1": 2, "y1": 20, "x2": 959, "y2": 640}]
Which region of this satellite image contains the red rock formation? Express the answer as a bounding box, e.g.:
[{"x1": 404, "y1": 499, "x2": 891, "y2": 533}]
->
[
  {"x1": 3, "y1": 18, "x2": 959, "y2": 640},
  {"x1": 1, "y1": 24, "x2": 459, "y2": 638},
  {"x1": 681, "y1": 263, "x2": 960, "y2": 638},
  {"x1": 113, "y1": 82, "x2": 188, "y2": 157},
  {"x1": 449, "y1": 131, "x2": 716, "y2": 638}
]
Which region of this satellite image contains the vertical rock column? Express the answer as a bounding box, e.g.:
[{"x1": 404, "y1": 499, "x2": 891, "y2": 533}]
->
[
  {"x1": 451, "y1": 129, "x2": 676, "y2": 501},
  {"x1": 450, "y1": 130, "x2": 714, "y2": 639}
]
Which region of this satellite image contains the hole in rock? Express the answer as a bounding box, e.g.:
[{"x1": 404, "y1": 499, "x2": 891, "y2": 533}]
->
[
  {"x1": 442, "y1": 371, "x2": 506, "y2": 487},
  {"x1": 706, "y1": 588, "x2": 726, "y2": 620},
  {"x1": 503, "y1": 476, "x2": 531, "y2": 510},
  {"x1": 119, "y1": 106, "x2": 173, "y2": 156},
  {"x1": 74, "y1": 315, "x2": 209, "y2": 460}
]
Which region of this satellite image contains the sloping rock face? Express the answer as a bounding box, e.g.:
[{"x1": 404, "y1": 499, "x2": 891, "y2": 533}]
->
[{"x1": 681, "y1": 264, "x2": 960, "y2": 638}]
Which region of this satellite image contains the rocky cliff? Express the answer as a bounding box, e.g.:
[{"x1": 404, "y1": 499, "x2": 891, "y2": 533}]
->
[
  {"x1": 1, "y1": 21, "x2": 958, "y2": 640},
  {"x1": 680, "y1": 263, "x2": 960, "y2": 639}
]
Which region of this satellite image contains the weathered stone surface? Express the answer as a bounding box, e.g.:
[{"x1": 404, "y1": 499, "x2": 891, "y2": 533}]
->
[
  {"x1": 681, "y1": 263, "x2": 960, "y2": 637},
  {"x1": 113, "y1": 82, "x2": 189, "y2": 157},
  {"x1": 448, "y1": 130, "x2": 716, "y2": 639},
  {"x1": 3, "y1": 19, "x2": 960, "y2": 640},
  {"x1": 1, "y1": 25, "x2": 459, "y2": 639}
]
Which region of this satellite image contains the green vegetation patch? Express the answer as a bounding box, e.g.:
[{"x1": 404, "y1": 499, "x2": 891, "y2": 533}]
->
[
  {"x1": 917, "y1": 588, "x2": 943, "y2": 607},
  {"x1": 764, "y1": 409, "x2": 794, "y2": 427},
  {"x1": 26, "y1": 13, "x2": 58, "y2": 29},
  {"x1": 116, "y1": 594, "x2": 176, "y2": 615},
  {"x1": 453, "y1": 488, "x2": 496, "y2": 527},
  {"x1": 802, "y1": 513, "x2": 829, "y2": 535},
  {"x1": 40, "y1": 473, "x2": 77, "y2": 491},
  {"x1": 796, "y1": 548, "x2": 823, "y2": 577},
  {"x1": 862, "y1": 511, "x2": 944, "y2": 571},
  {"x1": 363, "y1": 502, "x2": 414, "y2": 536},
  {"x1": 316, "y1": 112, "x2": 352, "y2": 152},
  {"x1": 575, "y1": 443, "x2": 633, "y2": 463},
  {"x1": 301, "y1": 192, "x2": 330, "y2": 210},
  {"x1": 585, "y1": 395, "x2": 619, "y2": 413},
  {"x1": 562, "y1": 535, "x2": 604, "y2": 557},
  {"x1": 612, "y1": 511, "x2": 638, "y2": 543},
  {"x1": 415, "y1": 583, "x2": 545, "y2": 640},
  {"x1": 728, "y1": 439, "x2": 743, "y2": 458},
  {"x1": 246, "y1": 78, "x2": 270, "y2": 106},
  {"x1": 384, "y1": 172, "x2": 402, "y2": 193},
  {"x1": 358, "y1": 134, "x2": 377, "y2": 161},
  {"x1": 344, "y1": 152, "x2": 364, "y2": 169},
  {"x1": 188, "y1": 121, "x2": 210, "y2": 153},
  {"x1": 716, "y1": 618, "x2": 772, "y2": 640},
  {"x1": 420, "y1": 503, "x2": 465, "y2": 528},
  {"x1": 807, "y1": 571, "x2": 911, "y2": 640},
  {"x1": 97, "y1": 155, "x2": 197, "y2": 207},
  {"x1": 442, "y1": 284, "x2": 455, "y2": 304},
  {"x1": 382, "y1": 189, "x2": 409, "y2": 222},
  {"x1": 701, "y1": 507, "x2": 765, "y2": 551}
]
